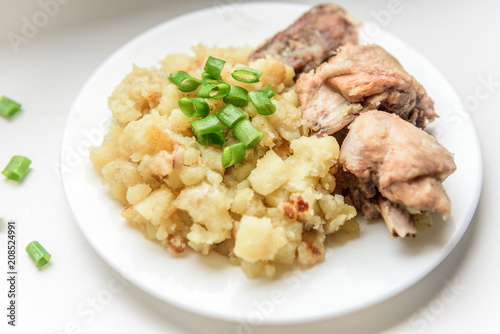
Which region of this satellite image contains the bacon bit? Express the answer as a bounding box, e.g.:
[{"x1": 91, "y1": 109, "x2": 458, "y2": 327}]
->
[
  {"x1": 166, "y1": 235, "x2": 186, "y2": 254},
  {"x1": 282, "y1": 195, "x2": 309, "y2": 220},
  {"x1": 305, "y1": 241, "x2": 322, "y2": 258},
  {"x1": 283, "y1": 203, "x2": 297, "y2": 220},
  {"x1": 290, "y1": 195, "x2": 309, "y2": 212}
]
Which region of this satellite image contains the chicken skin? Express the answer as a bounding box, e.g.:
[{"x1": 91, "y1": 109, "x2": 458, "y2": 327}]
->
[
  {"x1": 338, "y1": 110, "x2": 456, "y2": 238},
  {"x1": 298, "y1": 43, "x2": 437, "y2": 135}
]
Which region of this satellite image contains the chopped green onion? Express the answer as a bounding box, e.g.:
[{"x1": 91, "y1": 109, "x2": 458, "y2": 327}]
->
[
  {"x1": 178, "y1": 97, "x2": 209, "y2": 117},
  {"x1": 222, "y1": 142, "x2": 247, "y2": 168},
  {"x1": 190, "y1": 114, "x2": 223, "y2": 136},
  {"x1": 223, "y1": 86, "x2": 249, "y2": 107},
  {"x1": 0, "y1": 96, "x2": 21, "y2": 119},
  {"x1": 201, "y1": 72, "x2": 217, "y2": 82},
  {"x1": 231, "y1": 67, "x2": 263, "y2": 83},
  {"x1": 258, "y1": 84, "x2": 276, "y2": 99},
  {"x1": 204, "y1": 56, "x2": 226, "y2": 79},
  {"x1": 2, "y1": 155, "x2": 31, "y2": 181},
  {"x1": 248, "y1": 90, "x2": 276, "y2": 115},
  {"x1": 169, "y1": 57, "x2": 279, "y2": 168},
  {"x1": 232, "y1": 119, "x2": 263, "y2": 149},
  {"x1": 196, "y1": 132, "x2": 226, "y2": 146},
  {"x1": 198, "y1": 81, "x2": 231, "y2": 99},
  {"x1": 168, "y1": 71, "x2": 201, "y2": 92},
  {"x1": 216, "y1": 104, "x2": 247, "y2": 129},
  {"x1": 26, "y1": 241, "x2": 51, "y2": 267}
]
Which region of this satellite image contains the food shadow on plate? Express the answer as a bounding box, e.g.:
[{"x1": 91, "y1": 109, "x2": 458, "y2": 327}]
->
[
  {"x1": 192, "y1": 250, "x2": 309, "y2": 281},
  {"x1": 325, "y1": 211, "x2": 450, "y2": 256},
  {"x1": 325, "y1": 220, "x2": 361, "y2": 248},
  {"x1": 193, "y1": 248, "x2": 235, "y2": 271},
  {"x1": 398, "y1": 212, "x2": 451, "y2": 255}
]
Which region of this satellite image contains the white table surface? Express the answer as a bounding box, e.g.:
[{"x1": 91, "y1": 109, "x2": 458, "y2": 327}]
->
[{"x1": 1, "y1": 1, "x2": 498, "y2": 333}]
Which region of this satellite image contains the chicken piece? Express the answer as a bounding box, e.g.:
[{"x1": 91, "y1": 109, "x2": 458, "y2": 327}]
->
[
  {"x1": 298, "y1": 43, "x2": 437, "y2": 135},
  {"x1": 296, "y1": 71, "x2": 362, "y2": 134},
  {"x1": 248, "y1": 3, "x2": 358, "y2": 79},
  {"x1": 378, "y1": 198, "x2": 416, "y2": 238},
  {"x1": 338, "y1": 110, "x2": 456, "y2": 238}
]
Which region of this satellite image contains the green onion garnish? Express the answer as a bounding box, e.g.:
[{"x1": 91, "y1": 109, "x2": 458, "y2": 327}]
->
[
  {"x1": 201, "y1": 72, "x2": 217, "y2": 82},
  {"x1": 231, "y1": 67, "x2": 263, "y2": 83},
  {"x1": 216, "y1": 104, "x2": 247, "y2": 129},
  {"x1": 196, "y1": 132, "x2": 226, "y2": 146},
  {"x1": 232, "y1": 119, "x2": 263, "y2": 149},
  {"x1": 204, "y1": 56, "x2": 226, "y2": 79},
  {"x1": 169, "y1": 57, "x2": 277, "y2": 167},
  {"x1": 223, "y1": 86, "x2": 249, "y2": 107},
  {"x1": 168, "y1": 71, "x2": 202, "y2": 92},
  {"x1": 198, "y1": 81, "x2": 231, "y2": 99},
  {"x1": 26, "y1": 241, "x2": 51, "y2": 267},
  {"x1": 0, "y1": 96, "x2": 21, "y2": 119},
  {"x1": 178, "y1": 97, "x2": 209, "y2": 117},
  {"x1": 248, "y1": 90, "x2": 276, "y2": 115},
  {"x1": 2, "y1": 155, "x2": 31, "y2": 181},
  {"x1": 222, "y1": 142, "x2": 247, "y2": 168},
  {"x1": 258, "y1": 84, "x2": 276, "y2": 99},
  {"x1": 190, "y1": 114, "x2": 223, "y2": 136}
]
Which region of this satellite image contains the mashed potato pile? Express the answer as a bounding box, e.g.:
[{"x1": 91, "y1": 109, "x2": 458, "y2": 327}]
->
[{"x1": 89, "y1": 45, "x2": 357, "y2": 278}]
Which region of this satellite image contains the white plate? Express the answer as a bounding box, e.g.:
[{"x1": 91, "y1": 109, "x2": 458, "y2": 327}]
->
[{"x1": 61, "y1": 2, "x2": 482, "y2": 324}]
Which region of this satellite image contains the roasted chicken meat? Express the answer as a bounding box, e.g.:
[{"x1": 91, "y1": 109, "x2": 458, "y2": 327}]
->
[
  {"x1": 249, "y1": 3, "x2": 456, "y2": 238},
  {"x1": 338, "y1": 110, "x2": 456, "y2": 238},
  {"x1": 249, "y1": 3, "x2": 358, "y2": 78},
  {"x1": 298, "y1": 43, "x2": 437, "y2": 135}
]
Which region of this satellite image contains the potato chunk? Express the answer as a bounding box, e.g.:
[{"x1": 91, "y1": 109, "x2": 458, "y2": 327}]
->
[
  {"x1": 248, "y1": 150, "x2": 288, "y2": 195},
  {"x1": 234, "y1": 216, "x2": 287, "y2": 263}
]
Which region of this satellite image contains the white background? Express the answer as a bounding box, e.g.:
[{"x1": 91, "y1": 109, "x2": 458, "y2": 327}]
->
[{"x1": 0, "y1": 0, "x2": 498, "y2": 333}]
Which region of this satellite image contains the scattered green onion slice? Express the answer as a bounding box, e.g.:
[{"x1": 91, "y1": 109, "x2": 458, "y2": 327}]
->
[
  {"x1": 196, "y1": 132, "x2": 226, "y2": 146},
  {"x1": 26, "y1": 241, "x2": 51, "y2": 267},
  {"x1": 232, "y1": 119, "x2": 263, "y2": 149},
  {"x1": 204, "y1": 56, "x2": 226, "y2": 79},
  {"x1": 231, "y1": 67, "x2": 262, "y2": 83},
  {"x1": 222, "y1": 142, "x2": 247, "y2": 168},
  {"x1": 223, "y1": 86, "x2": 249, "y2": 107},
  {"x1": 259, "y1": 84, "x2": 276, "y2": 99},
  {"x1": 231, "y1": 67, "x2": 263, "y2": 83},
  {"x1": 190, "y1": 114, "x2": 223, "y2": 136},
  {"x1": 168, "y1": 71, "x2": 201, "y2": 92},
  {"x1": 198, "y1": 81, "x2": 231, "y2": 99},
  {"x1": 216, "y1": 104, "x2": 247, "y2": 129},
  {"x1": 2, "y1": 155, "x2": 31, "y2": 181},
  {"x1": 178, "y1": 97, "x2": 209, "y2": 117},
  {"x1": 0, "y1": 96, "x2": 21, "y2": 119},
  {"x1": 248, "y1": 90, "x2": 276, "y2": 115}
]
